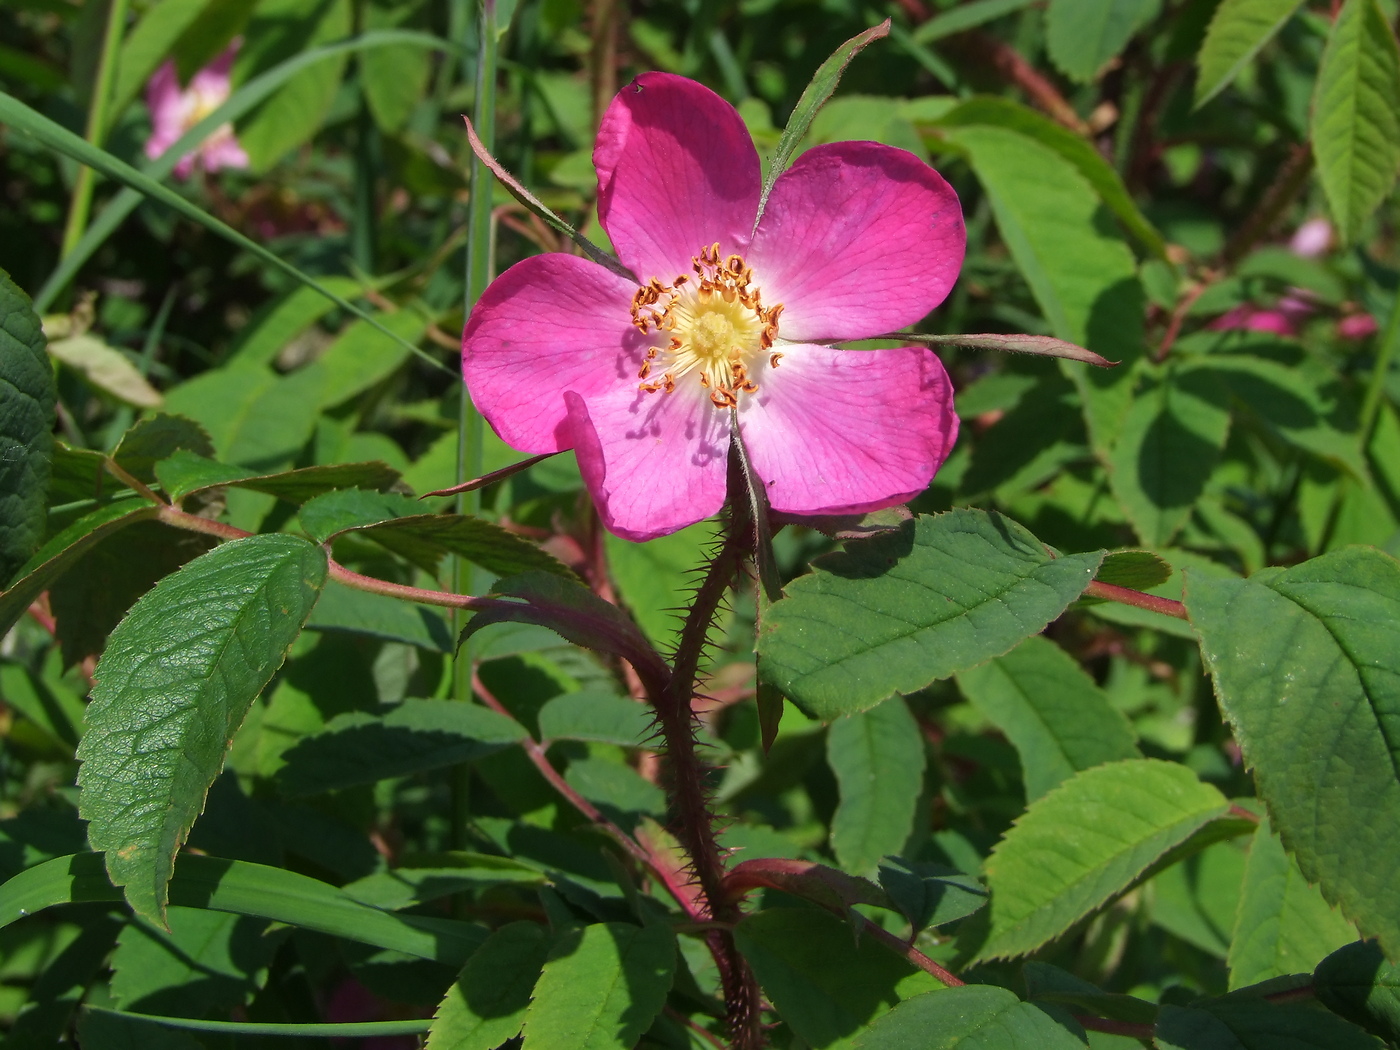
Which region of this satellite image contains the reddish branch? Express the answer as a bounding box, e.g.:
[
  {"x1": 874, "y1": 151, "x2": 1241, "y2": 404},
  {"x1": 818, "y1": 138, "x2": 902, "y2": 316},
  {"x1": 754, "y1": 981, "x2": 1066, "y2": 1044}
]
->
[
  {"x1": 950, "y1": 31, "x2": 1089, "y2": 133},
  {"x1": 1084, "y1": 579, "x2": 1189, "y2": 620}
]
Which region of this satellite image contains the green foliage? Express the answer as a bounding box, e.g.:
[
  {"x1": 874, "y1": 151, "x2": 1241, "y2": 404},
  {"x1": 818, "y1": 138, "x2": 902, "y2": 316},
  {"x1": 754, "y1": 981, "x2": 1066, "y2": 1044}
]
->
[
  {"x1": 955, "y1": 635, "x2": 1140, "y2": 800},
  {"x1": 0, "y1": 270, "x2": 53, "y2": 586},
  {"x1": 1311, "y1": 0, "x2": 1400, "y2": 243},
  {"x1": 827, "y1": 698, "x2": 926, "y2": 875},
  {"x1": 759, "y1": 510, "x2": 1102, "y2": 719},
  {"x1": 77, "y1": 535, "x2": 328, "y2": 924},
  {"x1": 981, "y1": 759, "x2": 1231, "y2": 959},
  {"x1": 1189, "y1": 548, "x2": 1400, "y2": 958},
  {"x1": 519, "y1": 923, "x2": 676, "y2": 1050},
  {"x1": 5, "y1": 0, "x2": 1400, "y2": 1042}
]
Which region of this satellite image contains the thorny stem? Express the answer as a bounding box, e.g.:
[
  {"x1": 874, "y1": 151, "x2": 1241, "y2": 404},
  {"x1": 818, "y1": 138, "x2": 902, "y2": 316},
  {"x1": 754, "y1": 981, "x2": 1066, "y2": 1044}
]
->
[
  {"x1": 1221, "y1": 144, "x2": 1314, "y2": 267},
  {"x1": 656, "y1": 521, "x2": 764, "y2": 1049}
]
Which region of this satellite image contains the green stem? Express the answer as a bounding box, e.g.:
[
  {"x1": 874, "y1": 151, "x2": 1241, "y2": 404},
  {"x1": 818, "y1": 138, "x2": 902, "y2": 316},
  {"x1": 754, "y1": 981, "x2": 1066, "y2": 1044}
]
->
[
  {"x1": 1359, "y1": 283, "x2": 1400, "y2": 444},
  {"x1": 60, "y1": 0, "x2": 131, "y2": 262},
  {"x1": 83, "y1": 1007, "x2": 430, "y2": 1037},
  {"x1": 450, "y1": 0, "x2": 500, "y2": 854}
]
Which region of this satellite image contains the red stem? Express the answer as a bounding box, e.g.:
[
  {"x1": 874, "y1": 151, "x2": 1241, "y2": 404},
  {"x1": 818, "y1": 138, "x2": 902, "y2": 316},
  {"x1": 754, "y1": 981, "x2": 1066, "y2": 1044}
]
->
[{"x1": 1084, "y1": 579, "x2": 1189, "y2": 620}]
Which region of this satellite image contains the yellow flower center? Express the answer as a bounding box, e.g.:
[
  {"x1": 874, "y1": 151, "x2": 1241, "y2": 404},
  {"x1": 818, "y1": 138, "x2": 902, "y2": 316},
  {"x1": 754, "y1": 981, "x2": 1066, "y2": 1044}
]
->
[{"x1": 630, "y1": 244, "x2": 784, "y2": 408}]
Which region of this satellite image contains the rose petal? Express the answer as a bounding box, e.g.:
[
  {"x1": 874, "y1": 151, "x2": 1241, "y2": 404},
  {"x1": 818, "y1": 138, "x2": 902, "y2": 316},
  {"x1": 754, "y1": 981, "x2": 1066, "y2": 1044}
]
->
[
  {"x1": 145, "y1": 60, "x2": 185, "y2": 158},
  {"x1": 594, "y1": 72, "x2": 761, "y2": 284},
  {"x1": 566, "y1": 386, "x2": 728, "y2": 541},
  {"x1": 738, "y1": 344, "x2": 958, "y2": 515},
  {"x1": 748, "y1": 142, "x2": 965, "y2": 342},
  {"x1": 464, "y1": 253, "x2": 648, "y2": 454}
]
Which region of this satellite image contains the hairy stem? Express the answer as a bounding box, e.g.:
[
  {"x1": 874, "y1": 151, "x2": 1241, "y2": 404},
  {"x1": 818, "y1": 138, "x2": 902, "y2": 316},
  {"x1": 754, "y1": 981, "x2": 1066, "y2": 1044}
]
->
[{"x1": 1084, "y1": 579, "x2": 1188, "y2": 620}]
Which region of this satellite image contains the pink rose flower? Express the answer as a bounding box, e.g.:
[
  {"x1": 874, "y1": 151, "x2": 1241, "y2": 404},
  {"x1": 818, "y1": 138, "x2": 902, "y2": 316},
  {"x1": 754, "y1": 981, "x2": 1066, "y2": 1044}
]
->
[
  {"x1": 463, "y1": 73, "x2": 964, "y2": 541},
  {"x1": 145, "y1": 41, "x2": 249, "y2": 179}
]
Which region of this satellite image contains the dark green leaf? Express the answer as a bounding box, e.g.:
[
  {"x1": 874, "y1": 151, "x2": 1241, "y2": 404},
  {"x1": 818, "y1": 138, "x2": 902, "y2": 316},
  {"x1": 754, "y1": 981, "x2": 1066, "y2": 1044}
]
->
[
  {"x1": 1194, "y1": 0, "x2": 1307, "y2": 106},
  {"x1": 277, "y1": 699, "x2": 524, "y2": 796},
  {"x1": 536, "y1": 690, "x2": 653, "y2": 746},
  {"x1": 0, "y1": 268, "x2": 54, "y2": 586},
  {"x1": 1156, "y1": 999, "x2": 1383, "y2": 1049},
  {"x1": 604, "y1": 522, "x2": 717, "y2": 646},
  {"x1": 733, "y1": 908, "x2": 942, "y2": 1048},
  {"x1": 956, "y1": 636, "x2": 1140, "y2": 800},
  {"x1": 1095, "y1": 550, "x2": 1173, "y2": 590},
  {"x1": 520, "y1": 922, "x2": 676, "y2": 1050},
  {"x1": 827, "y1": 698, "x2": 926, "y2": 875},
  {"x1": 427, "y1": 921, "x2": 551, "y2": 1050},
  {"x1": 1229, "y1": 817, "x2": 1356, "y2": 989},
  {"x1": 345, "y1": 858, "x2": 545, "y2": 911},
  {"x1": 77, "y1": 535, "x2": 328, "y2": 924},
  {"x1": 1047, "y1": 0, "x2": 1161, "y2": 82},
  {"x1": 877, "y1": 859, "x2": 989, "y2": 933},
  {"x1": 110, "y1": 415, "x2": 215, "y2": 485},
  {"x1": 1109, "y1": 363, "x2": 1231, "y2": 547},
  {"x1": 1311, "y1": 0, "x2": 1400, "y2": 243},
  {"x1": 1188, "y1": 548, "x2": 1400, "y2": 959},
  {"x1": 859, "y1": 984, "x2": 1086, "y2": 1049},
  {"x1": 980, "y1": 759, "x2": 1230, "y2": 959},
  {"x1": 306, "y1": 580, "x2": 453, "y2": 651},
  {"x1": 0, "y1": 852, "x2": 486, "y2": 965},
  {"x1": 49, "y1": 520, "x2": 217, "y2": 667},
  {"x1": 758, "y1": 510, "x2": 1103, "y2": 720},
  {"x1": 0, "y1": 499, "x2": 158, "y2": 641},
  {"x1": 110, "y1": 906, "x2": 273, "y2": 1014},
  {"x1": 1022, "y1": 961, "x2": 1159, "y2": 1023},
  {"x1": 155, "y1": 450, "x2": 401, "y2": 504},
  {"x1": 1315, "y1": 940, "x2": 1400, "y2": 1043}
]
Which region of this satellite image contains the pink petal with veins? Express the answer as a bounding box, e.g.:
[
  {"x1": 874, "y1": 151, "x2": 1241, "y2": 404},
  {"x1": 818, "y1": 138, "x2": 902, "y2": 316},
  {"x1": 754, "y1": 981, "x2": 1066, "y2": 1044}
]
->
[
  {"x1": 748, "y1": 142, "x2": 965, "y2": 343},
  {"x1": 464, "y1": 253, "x2": 650, "y2": 455},
  {"x1": 566, "y1": 387, "x2": 729, "y2": 542},
  {"x1": 594, "y1": 72, "x2": 761, "y2": 283},
  {"x1": 739, "y1": 344, "x2": 958, "y2": 516}
]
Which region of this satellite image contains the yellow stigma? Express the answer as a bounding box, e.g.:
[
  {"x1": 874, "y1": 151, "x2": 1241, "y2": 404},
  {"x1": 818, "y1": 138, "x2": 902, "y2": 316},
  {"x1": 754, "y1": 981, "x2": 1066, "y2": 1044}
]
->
[{"x1": 630, "y1": 244, "x2": 783, "y2": 408}]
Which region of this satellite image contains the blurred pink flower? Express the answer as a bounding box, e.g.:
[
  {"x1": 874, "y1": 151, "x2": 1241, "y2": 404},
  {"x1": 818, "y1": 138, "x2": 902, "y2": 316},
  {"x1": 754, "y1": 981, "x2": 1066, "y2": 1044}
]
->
[
  {"x1": 1338, "y1": 313, "x2": 1379, "y2": 340},
  {"x1": 145, "y1": 42, "x2": 248, "y2": 179},
  {"x1": 1289, "y1": 218, "x2": 1333, "y2": 258},
  {"x1": 463, "y1": 73, "x2": 964, "y2": 540}
]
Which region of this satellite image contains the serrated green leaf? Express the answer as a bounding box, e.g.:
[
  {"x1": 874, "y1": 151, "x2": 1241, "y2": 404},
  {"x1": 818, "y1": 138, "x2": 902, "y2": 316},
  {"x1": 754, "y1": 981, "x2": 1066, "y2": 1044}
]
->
[
  {"x1": 1022, "y1": 961, "x2": 1159, "y2": 1023},
  {"x1": 1109, "y1": 363, "x2": 1231, "y2": 547},
  {"x1": 828, "y1": 698, "x2": 926, "y2": 876},
  {"x1": 1187, "y1": 548, "x2": 1400, "y2": 959},
  {"x1": 536, "y1": 690, "x2": 653, "y2": 746},
  {"x1": 298, "y1": 487, "x2": 573, "y2": 580},
  {"x1": 1311, "y1": 0, "x2": 1400, "y2": 244},
  {"x1": 427, "y1": 921, "x2": 550, "y2": 1050},
  {"x1": 77, "y1": 535, "x2": 328, "y2": 925},
  {"x1": 111, "y1": 415, "x2": 215, "y2": 485},
  {"x1": 1315, "y1": 941, "x2": 1400, "y2": 1043},
  {"x1": 1228, "y1": 817, "x2": 1357, "y2": 989},
  {"x1": 277, "y1": 699, "x2": 524, "y2": 796},
  {"x1": 306, "y1": 580, "x2": 453, "y2": 651},
  {"x1": 361, "y1": 0, "x2": 431, "y2": 132},
  {"x1": 859, "y1": 984, "x2": 1086, "y2": 1050},
  {"x1": 1193, "y1": 0, "x2": 1306, "y2": 106},
  {"x1": 155, "y1": 450, "x2": 401, "y2": 505},
  {"x1": 734, "y1": 908, "x2": 943, "y2": 1049},
  {"x1": 520, "y1": 922, "x2": 675, "y2": 1050},
  {"x1": 0, "y1": 268, "x2": 54, "y2": 587},
  {"x1": 758, "y1": 510, "x2": 1103, "y2": 720},
  {"x1": 1156, "y1": 999, "x2": 1383, "y2": 1049},
  {"x1": 981, "y1": 759, "x2": 1230, "y2": 960},
  {"x1": 0, "y1": 852, "x2": 486, "y2": 964},
  {"x1": 1046, "y1": 0, "x2": 1161, "y2": 82},
  {"x1": 225, "y1": 276, "x2": 369, "y2": 367},
  {"x1": 955, "y1": 636, "x2": 1140, "y2": 800},
  {"x1": 0, "y1": 499, "x2": 158, "y2": 641},
  {"x1": 877, "y1": 859, "x2": 988, "y2": 934},
  {"x1": 756, "y1": 20, "x2": 891, "y2": 222}
]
